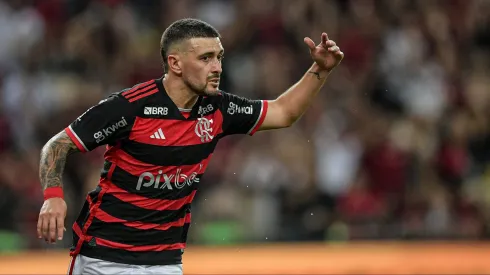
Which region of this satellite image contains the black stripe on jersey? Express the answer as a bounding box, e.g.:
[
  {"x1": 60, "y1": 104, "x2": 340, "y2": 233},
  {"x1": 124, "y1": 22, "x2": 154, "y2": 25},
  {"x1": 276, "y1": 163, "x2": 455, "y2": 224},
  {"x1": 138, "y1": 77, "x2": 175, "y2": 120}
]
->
[
  {"x1": 120, "y1": 137, "x2": 221, "y2": 166},
  {"x1": 98, "y1": 193, "x2": 189, "y2": 224},
  {"x1": 75, "y1": 186, "x2": 102, "y2": 228},
  {"x1": 181, "y1": 222, "x2": 191, "y2": 244},
  {"x1": 79, "y1": 244, "x2": 183, "y2": 265},
  {"x1": 70, "y1": 220, "x2": 83, "y2": 251},
  {"x1": 86, "y1": 218, "x2": 188, "y2": 246},
  {"x1": 100, "y1": 160, "x2": 113, "y2": 179},
  {"x1": 75, "y1": 199, "x2": 91, "y2": 228},
  {"x1": 110, "y1": 165, "x2": 201, "y2": 199}
]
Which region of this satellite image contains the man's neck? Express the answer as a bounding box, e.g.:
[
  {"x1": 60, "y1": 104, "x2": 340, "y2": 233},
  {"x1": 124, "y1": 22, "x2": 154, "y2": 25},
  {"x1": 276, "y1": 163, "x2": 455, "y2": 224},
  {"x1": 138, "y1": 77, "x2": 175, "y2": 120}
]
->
[{"x1": 162, "y1": 74, "x2": 199, "y2": 110}]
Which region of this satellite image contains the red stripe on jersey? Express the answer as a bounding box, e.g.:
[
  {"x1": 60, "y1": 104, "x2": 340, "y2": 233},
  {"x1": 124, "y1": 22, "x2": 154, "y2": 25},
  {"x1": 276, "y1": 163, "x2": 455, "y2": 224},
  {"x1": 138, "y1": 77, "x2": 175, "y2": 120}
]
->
[
  {"x1": 83, "y1": 181, "x2": 108, "y2": 232},
  {"x1": 70, "y1": 181, "x2": 108, "y2": 257},
  {"x1": 72, "y1": 222, "x2": 187, "y2": 251},
  {"x1": 65, "y1": 126, "x2": 88, "y2": 152},
  {"x1": 129, "y1": 111, "x2": 224, "y2": 146},
  {"x1": 114, "y1": 148, "x2": 212, "y2": 176},
  {"x1": 122, "y1": 80, "x2": 155, "y2": 97},
  {"x1": 125, "y1": 84, "x2": 157, "y2": 100},
  {"x1": 96, "y1": 238, "x2": 185, "y2": 252},
  {"x1": 107, "y1": 162, "x2": 117, "y2": 179},
  {"x1": 72, "y1": 222, "x2": 83, "y2": 239},
  {"x1": 128, "y1": 88, "x2": 159, "y2": 103},
  {"x1": 107, "y1": 183, "x2": 197, "y2": 211},
  {"x1": 104, "y1": 143, "x2": 121, "y2": 164},
  {"x1": 70, "y1": 223, "x2": 84, "y2": 257},
  {"x1": 95, "y1": 209, "x2": 191, "y2": 231},
  {"x1": 249, "y1": 100, "x2": 268, "y2": 136},
  {"x1": 68, "y1": 256, "x2": 76, "y2": 275}
]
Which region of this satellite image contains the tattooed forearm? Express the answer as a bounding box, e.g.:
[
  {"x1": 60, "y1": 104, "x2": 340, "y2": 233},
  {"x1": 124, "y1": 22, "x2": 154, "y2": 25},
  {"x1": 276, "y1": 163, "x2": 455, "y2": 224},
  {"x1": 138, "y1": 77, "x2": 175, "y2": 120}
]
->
[
  {"x1": 39, "y1": 131, "x2": 79, "y2": 190},
  {"x1": 308, "y1": 71, "x2": 325, "y2": 80}
]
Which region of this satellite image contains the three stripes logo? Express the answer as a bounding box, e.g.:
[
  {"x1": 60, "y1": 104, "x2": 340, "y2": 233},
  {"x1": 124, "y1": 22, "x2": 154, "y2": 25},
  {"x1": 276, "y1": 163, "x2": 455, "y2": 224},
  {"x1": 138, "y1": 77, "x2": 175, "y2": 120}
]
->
[
  {"x1": 150, "y1": 128, "x2": 166, "y2": 140},
  {"x1": 122, "y1": 80, "x2": 158, "y2": 103}
]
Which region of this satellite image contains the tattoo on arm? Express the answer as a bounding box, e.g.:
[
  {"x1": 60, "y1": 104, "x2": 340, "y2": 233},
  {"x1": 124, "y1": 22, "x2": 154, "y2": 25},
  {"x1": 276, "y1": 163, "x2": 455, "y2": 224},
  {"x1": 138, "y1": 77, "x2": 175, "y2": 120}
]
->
[
  {"x1": 39, "y1": 131, "x2": 79, "y2": 190},
  {"x1": 308, "y1": 71, "x2": 324, "y2": 80}
]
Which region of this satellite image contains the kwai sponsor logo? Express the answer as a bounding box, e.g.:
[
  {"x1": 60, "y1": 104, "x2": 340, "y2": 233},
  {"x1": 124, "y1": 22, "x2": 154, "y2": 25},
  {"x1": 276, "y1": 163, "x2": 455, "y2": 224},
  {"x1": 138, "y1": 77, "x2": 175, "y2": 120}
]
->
[{"x1": 93, "y1": 117, "x2": 128, "y2": 143}]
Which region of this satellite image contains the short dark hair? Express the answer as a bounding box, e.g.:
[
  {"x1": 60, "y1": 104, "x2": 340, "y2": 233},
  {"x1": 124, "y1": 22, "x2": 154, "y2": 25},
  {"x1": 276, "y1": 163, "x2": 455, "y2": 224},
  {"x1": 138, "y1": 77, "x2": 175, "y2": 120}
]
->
[{"x1": 160, "y1": 18, "x2": 221, "y2": 73}]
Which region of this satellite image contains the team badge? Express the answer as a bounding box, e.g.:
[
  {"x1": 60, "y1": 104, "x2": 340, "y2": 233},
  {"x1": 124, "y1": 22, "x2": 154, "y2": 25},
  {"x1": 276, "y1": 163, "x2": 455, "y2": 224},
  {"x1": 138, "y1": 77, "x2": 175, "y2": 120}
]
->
[{"x1": 195, "y1": 117, "x2": 214, "y2": 142}]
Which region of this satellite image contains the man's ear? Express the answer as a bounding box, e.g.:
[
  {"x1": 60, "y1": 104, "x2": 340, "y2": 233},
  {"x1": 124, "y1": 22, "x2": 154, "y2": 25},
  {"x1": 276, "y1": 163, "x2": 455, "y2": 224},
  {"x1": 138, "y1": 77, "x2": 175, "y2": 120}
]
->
[{"x1": 167, "y1": 54, "x2": 183, "y2": 75}]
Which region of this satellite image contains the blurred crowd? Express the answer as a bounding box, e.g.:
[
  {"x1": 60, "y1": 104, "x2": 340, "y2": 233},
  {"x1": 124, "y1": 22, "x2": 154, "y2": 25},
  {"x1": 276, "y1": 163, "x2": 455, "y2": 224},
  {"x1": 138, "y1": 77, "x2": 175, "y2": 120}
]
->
[{"x1": 0, "y1": 0, "x2": 490, "y2": 251}]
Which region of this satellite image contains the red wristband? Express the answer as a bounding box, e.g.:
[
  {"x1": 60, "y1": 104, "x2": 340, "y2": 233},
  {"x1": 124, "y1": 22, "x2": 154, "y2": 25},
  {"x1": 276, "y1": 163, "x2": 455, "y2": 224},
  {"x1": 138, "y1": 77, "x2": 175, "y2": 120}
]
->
[{"x1": 44, "y1": 187, "x2": 64, "y2": 200}]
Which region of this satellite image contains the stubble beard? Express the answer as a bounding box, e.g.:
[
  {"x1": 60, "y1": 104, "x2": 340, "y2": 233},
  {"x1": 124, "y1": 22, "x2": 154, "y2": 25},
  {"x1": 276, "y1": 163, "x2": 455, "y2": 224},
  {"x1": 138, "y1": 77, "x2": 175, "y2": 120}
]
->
[{"x1": 185, "y1": 78, "x2": 220, "y2": 97}]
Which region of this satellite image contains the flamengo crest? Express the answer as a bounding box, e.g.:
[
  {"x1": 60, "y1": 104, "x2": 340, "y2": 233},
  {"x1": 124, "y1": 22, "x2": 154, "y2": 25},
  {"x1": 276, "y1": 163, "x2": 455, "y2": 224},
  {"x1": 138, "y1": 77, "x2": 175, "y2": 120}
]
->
[{"x1": 195, "y1": 117, "x2": 214, "y2": 142}]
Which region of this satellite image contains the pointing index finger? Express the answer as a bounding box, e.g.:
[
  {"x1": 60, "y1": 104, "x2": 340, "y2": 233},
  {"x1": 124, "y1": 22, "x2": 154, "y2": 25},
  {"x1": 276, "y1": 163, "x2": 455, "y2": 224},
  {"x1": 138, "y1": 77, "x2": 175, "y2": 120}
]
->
[{"x1": 304, "y1": 37, "x2": 316, "y2": 51}]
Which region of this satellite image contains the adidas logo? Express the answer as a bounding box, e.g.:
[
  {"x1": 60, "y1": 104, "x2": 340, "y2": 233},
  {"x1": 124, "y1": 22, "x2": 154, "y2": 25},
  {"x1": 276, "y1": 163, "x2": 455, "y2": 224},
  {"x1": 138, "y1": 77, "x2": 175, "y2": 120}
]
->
[{"x1": 150, "y1": 128, "x2": 166, "y2": 139}]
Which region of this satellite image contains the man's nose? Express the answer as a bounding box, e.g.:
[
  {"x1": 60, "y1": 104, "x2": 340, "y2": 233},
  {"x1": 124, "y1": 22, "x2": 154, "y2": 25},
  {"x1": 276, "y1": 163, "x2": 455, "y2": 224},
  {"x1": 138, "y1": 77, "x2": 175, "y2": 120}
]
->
[{"x1": 211, "y1": 60, "x2": 222, "y2": 74}]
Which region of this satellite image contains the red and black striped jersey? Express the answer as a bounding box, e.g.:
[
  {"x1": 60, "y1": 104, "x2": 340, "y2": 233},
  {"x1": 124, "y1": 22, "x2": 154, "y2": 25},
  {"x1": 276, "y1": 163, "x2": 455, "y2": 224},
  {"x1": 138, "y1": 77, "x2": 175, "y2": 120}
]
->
[{"x1": 64, "y1": 77, "x2": 268, "y2": 265}]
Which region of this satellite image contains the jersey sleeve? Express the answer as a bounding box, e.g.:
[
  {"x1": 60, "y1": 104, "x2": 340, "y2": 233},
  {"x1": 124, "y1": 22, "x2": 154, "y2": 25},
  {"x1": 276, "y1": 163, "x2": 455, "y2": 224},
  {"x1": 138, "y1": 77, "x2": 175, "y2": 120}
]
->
[
  {"x1": 219, "y1": 92, "x2": 268, "y2": 136},
  {"x1": 64, "y1": 94, "x2": 135, "y2": 152}
]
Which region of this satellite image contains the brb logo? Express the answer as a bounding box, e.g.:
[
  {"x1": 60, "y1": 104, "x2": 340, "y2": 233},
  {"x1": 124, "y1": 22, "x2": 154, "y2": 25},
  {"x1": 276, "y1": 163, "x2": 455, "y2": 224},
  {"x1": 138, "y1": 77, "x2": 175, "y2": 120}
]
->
[
  {"x1": 198, "y1": 104, "x2": 214, "y2": 116},
  {"x1": 144, "y1": 107, "x2": 168, "y2": 116},
  {"x1": 136, "y1": 164, "x2": 203, "y2": 191},
  {"x1": 195, "y1": 117, "x2": 214, "y2": 142},
  {"x1": 227, "y1": 102, "x2": 253, "y2": 115},
  {"x1": 94, "y1": 117, "x2": 128, "y2": 143}
]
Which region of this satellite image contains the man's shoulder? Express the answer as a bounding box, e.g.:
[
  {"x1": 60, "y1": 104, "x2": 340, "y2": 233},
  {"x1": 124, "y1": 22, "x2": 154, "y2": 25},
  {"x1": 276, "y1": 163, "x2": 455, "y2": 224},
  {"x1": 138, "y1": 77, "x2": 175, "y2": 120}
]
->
[
  {"x1": 214, "y1": 90, "x2": 252, "y2": 102},
  {"x1": 89, "y1": 79, "x2": 164, "y2": 118},
  {"x1": 200, "y1": 91, "x2": 224, "y2": 104},
  {"x1": 205, "y1": 90, "x2": 245, "y2": 105},
  {"x1": 113, "y1": 79, "x2": 162, "y2": 105}
]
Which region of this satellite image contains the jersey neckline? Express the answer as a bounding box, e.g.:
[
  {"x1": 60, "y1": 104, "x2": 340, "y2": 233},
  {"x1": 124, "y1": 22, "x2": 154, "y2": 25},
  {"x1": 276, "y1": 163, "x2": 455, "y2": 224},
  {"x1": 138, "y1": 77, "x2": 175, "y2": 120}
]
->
[{"x1": 155, "y1": 76, "x2": 203, "y2": 120}]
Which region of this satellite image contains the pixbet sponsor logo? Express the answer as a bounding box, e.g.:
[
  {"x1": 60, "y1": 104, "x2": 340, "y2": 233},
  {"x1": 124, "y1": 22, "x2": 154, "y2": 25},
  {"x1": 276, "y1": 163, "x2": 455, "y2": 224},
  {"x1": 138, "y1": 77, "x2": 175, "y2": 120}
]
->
[
  {"x1": 94, "y1": 117, "x2": 128, "y2": 143},
  {"x1": 136, "y1": 164, "x2": 203, "y2": 191},
  {"x1": 144, "y1": 106, "x2": 168, "y2": 115},
  {"x1": 227, "y1": 102, "x2": 253, "y2": 115}
]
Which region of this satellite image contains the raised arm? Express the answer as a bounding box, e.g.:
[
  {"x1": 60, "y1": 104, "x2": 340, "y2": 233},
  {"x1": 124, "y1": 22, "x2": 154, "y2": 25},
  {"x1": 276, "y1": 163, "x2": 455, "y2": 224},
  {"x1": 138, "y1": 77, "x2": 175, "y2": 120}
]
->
[
  {"x1": 38, "y1": 130, "x2": 79, "y2": 244},
  {"x1": 259, "y1": 33, "x2": 344, "y2": 130}
]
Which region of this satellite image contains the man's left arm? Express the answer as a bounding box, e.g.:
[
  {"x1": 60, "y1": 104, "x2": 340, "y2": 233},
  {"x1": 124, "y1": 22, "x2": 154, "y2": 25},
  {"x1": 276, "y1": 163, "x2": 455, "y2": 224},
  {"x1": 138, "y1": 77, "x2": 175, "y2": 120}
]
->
[{"x1": 259, "y1": 32, "x2": 344, "y2": 131}]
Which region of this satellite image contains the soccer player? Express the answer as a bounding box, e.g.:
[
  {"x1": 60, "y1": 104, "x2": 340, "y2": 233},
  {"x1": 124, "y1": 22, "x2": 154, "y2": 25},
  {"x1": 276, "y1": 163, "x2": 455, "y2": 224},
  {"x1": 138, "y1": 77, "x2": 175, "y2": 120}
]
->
[{"x1": 37, "y1": 18, "x2": 343, "y2": 274}]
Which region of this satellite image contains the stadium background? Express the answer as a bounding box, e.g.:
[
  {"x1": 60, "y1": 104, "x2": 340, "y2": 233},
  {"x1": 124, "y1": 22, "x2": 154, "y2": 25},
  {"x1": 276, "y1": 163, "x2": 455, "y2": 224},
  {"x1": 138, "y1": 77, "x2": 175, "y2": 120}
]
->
[{"x1": 0, "y1": 0, "x2": 490, "y2": 273}]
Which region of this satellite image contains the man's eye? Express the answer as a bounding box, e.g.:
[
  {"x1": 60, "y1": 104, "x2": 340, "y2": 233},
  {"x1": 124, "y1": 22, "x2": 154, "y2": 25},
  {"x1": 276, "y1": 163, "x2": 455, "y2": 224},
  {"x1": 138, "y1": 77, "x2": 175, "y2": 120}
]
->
[
  {"x1": 218, "y1": 55, "x2": 224, "y2": 61},
  {"x1": 201, "y1": 56, "x2": 210, "y2": 62}
]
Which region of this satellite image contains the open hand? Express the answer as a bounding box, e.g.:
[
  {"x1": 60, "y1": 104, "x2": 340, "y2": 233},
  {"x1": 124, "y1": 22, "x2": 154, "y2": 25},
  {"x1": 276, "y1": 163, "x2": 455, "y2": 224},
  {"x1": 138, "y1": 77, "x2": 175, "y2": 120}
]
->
[
  {"x1": 37, "y1": 197, "x2": 67, "y2": 244},
  {"x1": 304, "y1": 33, "x2": 344, "y2": 72}
]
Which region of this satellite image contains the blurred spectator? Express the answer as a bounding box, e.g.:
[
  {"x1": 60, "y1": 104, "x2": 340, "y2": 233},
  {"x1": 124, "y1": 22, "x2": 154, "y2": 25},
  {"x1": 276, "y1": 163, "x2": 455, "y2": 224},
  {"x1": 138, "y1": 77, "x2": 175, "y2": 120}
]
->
[{"x1": 0, "y1": 0, "x2": 489, "y2": 251}]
